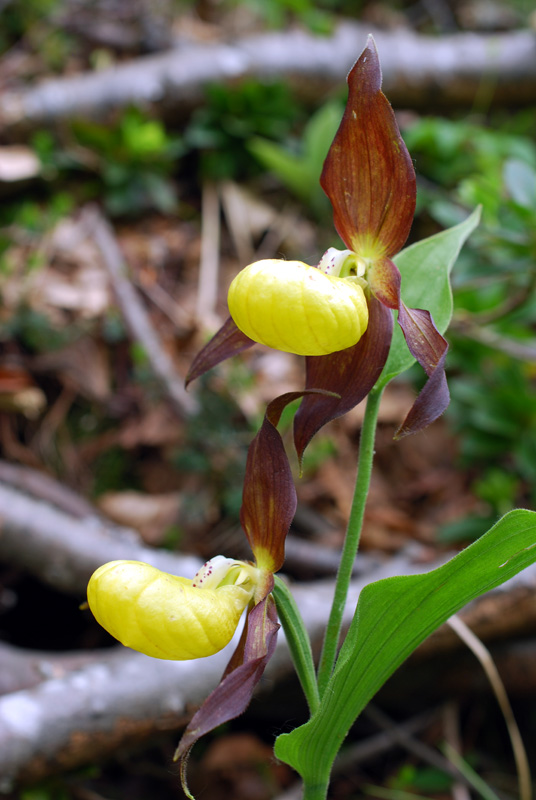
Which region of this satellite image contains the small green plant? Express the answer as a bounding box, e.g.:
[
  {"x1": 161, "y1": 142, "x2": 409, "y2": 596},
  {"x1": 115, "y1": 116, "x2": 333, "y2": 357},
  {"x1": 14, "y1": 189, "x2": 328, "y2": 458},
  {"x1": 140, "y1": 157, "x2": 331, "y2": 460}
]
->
[
  {"x1": 222, "y1": 0, "x2": 362, "y2": 31},
  {"x1": 184, "y1": 80, "x2": 304, "y2": 180},
  {"x1": 73, "y1": 108, "x2": 183, "y2": 215},
  {"x1": 405, "y1": 115, "x2": 536, "y2": 526},
  {"x1": 233, "y1": 0, "x2": 334, "y2": 31},
  {"x1": 31, "y1": 109, "x2": 183, "y2": 216},
  {"x1": 0, "y1": 0, "x2": 61, "y2": 56},
  {"x1": 249, "y1": 99, "x2": 343, "y2": 217}
]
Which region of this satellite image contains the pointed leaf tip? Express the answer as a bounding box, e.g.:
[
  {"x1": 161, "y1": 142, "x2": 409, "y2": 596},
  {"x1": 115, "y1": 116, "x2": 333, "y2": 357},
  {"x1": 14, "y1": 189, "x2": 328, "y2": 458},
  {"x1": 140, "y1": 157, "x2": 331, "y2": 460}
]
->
[{"x1": 350, "y1": 34, "x2": 382, "y2": 94}]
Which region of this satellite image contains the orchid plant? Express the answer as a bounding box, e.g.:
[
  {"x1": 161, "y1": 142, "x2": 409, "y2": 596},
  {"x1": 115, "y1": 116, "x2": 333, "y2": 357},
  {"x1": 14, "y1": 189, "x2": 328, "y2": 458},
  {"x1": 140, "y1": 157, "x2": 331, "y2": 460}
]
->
[{"x1": 88, "y1": 37, "x2": 536, "y2": 800}]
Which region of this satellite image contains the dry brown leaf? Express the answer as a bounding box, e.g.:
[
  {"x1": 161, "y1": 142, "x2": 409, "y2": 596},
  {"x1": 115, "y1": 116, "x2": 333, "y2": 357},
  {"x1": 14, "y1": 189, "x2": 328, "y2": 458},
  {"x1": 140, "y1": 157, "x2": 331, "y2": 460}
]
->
[
  {"x1": 97, "y1": 490, "x2": 181, "y2": 544},
  {"x1": 25, "y1": 217, "x2": 110, "y2": 321},
  {"x1": 203, "y1": 732, "x2": 274, "y2": 771},
  {"x1": 32, "y1": 336, "x2": 110, "y2": 402}
]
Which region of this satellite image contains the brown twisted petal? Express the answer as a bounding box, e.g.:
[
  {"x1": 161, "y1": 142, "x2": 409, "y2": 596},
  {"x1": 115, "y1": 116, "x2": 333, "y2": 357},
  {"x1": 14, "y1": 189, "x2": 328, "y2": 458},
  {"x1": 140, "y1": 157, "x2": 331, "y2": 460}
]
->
[
  {"x1": 294, "y1": 295, "x2": 393, "y2": 463},
  {"x1": 185, "y1": 316, "x2": 255, "y2": 388}
]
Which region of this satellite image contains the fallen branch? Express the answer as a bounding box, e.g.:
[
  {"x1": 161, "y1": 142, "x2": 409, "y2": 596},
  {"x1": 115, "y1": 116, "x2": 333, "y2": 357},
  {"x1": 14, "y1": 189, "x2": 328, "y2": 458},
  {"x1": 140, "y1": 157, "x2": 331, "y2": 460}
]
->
[
  {"x1": 0, "y1": 641, "x2": 123, "y2": 697},
  {"x1": 1, "y1": 470, "x2": 536, "y2": 639},
  {"x1": 1, "y1": 23, "x2": 535, "y2": 134},
  {"x1": 0, "y1": 646, "x2": 227, "y2": 789},
  {"x1": 0, "y1": 558, "x2": 439, "y2": 787},
  {"x1": 0, "y1": 571, "x2": 364, "y2": 787},
  {"x1": 2, "y1": 564, "x2": 536, "y2": 788},
  {"x1": 0, "y1": 474, "x2": 201, "y2": 595}
]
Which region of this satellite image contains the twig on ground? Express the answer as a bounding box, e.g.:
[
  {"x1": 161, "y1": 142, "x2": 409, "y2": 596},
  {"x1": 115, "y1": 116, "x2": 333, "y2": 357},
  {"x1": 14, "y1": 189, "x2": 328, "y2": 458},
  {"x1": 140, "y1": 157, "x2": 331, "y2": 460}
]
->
[
  {"x1": 333, "y1": 707, "x2": 438, "y2": 772},
  {"x1": 447, "y1": 615, "x2": 532, "y2": 800},
  {"x1": 84, "y1": 206, "x2": 198, "y2": 417},
  {"x1": 362, "y1": 704, "x2": 472, "y2": 788},
  {"x1": 196, "y1": 182, "x2": 221, "y2": 325},
  {"x1": 452, "y1": 319, "x2": 536, "y2": 362},
  {"x1": 284, "y1": 533, "x2": 384, "y2": 577},
  {"x1": 0, "y1": 460, "x2": 94, "y2": 518}
]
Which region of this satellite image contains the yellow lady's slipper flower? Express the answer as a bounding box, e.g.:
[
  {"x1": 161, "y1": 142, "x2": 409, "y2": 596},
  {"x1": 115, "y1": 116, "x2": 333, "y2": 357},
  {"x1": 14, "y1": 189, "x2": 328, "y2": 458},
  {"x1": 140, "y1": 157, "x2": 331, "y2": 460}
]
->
[
  {"x1": 187, "y1": 35, "x2": 449, "y2": 445},
  {"x1": 87, "y1": 556, "x2": 258, "y2": 660},
  {"x1": 228, "y1": 258, "x2": 368, "y2": 356}
]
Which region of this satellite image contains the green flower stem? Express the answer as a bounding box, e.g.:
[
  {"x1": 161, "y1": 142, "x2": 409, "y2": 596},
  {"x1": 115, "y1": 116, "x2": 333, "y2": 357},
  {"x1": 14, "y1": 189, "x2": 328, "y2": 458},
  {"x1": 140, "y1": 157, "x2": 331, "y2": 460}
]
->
[
  {"x1": 273, "y1": 575, "x2": 320, "y2": 714},
  {"x1": 316, "y1": 385, "x2": 384, "y2": 699},
  {"x1": 302, "y1": 781, "x2": 331, "y2": 800}
]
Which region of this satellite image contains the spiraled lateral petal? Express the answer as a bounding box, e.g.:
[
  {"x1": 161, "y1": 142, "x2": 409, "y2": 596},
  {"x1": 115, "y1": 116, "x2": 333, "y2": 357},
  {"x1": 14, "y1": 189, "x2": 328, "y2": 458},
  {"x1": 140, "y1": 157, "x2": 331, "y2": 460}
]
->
[
  {"x1": 241, "y1": 391, "x2": 335, "y2": 573},
  {"x1": 367, "y1": 255, "x2": 450, "y2": 437},
  {"x1": 176, "y1": 589, "x2": 279, "y2": 794},
  {"x1": 294, "y1": 296, "x2": 393, "y2": 463},
  {"x1": 185, "y1": 316, "x2": 255, "y2": 387},
  {"x1": 321, "y1": 35, "x2": 416, "y2": 258},
  {"x1": 395, "y1": 302, "x2": 449, "y2": 437}
]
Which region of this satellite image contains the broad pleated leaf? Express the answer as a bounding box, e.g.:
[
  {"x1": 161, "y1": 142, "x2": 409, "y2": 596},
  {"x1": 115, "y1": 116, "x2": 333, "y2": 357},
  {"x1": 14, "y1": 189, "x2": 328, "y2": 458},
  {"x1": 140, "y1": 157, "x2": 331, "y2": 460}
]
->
[{"x1": 275, "y1": 509, "x2": 536, "y2": 787}]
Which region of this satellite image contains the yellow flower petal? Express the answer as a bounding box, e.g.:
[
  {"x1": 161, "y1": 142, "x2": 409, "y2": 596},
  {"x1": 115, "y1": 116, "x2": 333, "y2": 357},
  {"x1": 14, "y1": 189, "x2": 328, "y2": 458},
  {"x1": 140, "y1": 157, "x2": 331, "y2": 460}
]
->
[
  {"x1": 228, "y1": 259, "x2": 369, "y2": 356},
  {"x1": 87, "y1": 560, "x2": 252, "y2": 660}
]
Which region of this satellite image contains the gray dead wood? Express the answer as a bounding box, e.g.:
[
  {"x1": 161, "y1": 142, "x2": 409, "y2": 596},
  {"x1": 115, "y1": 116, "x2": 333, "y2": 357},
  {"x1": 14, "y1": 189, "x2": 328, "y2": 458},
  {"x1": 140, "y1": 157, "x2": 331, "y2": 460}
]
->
[
  {"x1": 1, "y1": 23, "x2": 536, "y2": 134},
  {"x1": 0, "y1": 647, "x2": 227, "y2": 790},
  {"x1": 0, "y1": 641, "x2": 120, "y2": 697},
  {"x1": 0, "y1": 556, "x2": 425, "y2": 787},
  {"x1": 0, "y1": 475, "x2": 201, "y2": 594},
  {"x1": 1, "y1": 557, "x2": 536, "y2": 786}
]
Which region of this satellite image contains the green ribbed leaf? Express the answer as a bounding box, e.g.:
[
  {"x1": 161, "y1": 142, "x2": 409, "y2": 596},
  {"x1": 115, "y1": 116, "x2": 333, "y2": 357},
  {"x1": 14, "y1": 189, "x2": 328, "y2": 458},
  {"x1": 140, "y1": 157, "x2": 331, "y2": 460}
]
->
[
  {"x1": 275, "y1": 509, "x2": 536, "y2": 787},
  {"x1": 378, "y1": 206, "x2": 481, "y2": 387}
]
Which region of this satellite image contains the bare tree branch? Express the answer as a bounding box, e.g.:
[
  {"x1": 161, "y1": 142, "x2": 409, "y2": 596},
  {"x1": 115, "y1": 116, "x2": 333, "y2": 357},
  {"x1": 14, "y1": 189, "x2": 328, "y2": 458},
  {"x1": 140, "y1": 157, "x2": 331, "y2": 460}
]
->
[
  {"x1": 0, "y1": 559, "x2": 425, "y2": 787},
  {"x1": 1, "y1": 562, "x2": 536, "y2": 787},
  {"x1": 0, "y1": 641, "x2": 122, "y2": 696},
  {"x1": 0, "y1": 647, "x2": 227, "y2": 789},
  {"x1": 1, "y1": 23, "x2": 535, "y2": 134},
  {"x1": 0, "y1": 475, "x2": 202, "y2": 595}
]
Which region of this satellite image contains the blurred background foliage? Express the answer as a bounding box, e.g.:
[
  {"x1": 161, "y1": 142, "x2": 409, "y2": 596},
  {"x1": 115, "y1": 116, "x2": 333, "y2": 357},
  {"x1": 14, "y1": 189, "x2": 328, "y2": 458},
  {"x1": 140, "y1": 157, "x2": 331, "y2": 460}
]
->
[{"x1": 0, "y1": 0, "x2": 535, "y2": 540}]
